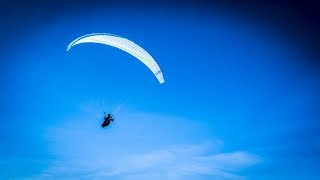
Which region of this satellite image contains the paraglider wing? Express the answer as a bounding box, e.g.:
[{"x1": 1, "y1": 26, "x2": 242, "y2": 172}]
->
[{"x1": 66, "y1": 33, "x2": 165, "y2": 84}]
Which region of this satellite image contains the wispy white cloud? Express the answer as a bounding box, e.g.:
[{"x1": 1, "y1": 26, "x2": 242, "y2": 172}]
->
[
  {"x1": 30, "y1": 144, "x2": 259, "y2": 180},
  {"x1": 28, "y1": 104, "x2": 260, "y2": 180}
]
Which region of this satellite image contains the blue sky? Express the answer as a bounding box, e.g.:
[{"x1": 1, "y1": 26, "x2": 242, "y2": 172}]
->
[{"x1": 1, "y1": 4, "x2": 320, "y2": 179}]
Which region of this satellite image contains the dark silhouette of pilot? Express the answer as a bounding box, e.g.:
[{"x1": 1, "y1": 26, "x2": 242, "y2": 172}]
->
[{"x1": 101, "y1": 112, "x2": 114, "y2": 128}]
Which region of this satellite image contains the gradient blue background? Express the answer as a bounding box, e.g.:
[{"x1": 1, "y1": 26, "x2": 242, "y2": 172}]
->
[{"x1": 1, "y1": 1, "x2": 319, "y2": 179}]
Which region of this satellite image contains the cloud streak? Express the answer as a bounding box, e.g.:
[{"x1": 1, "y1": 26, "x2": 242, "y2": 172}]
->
[{"x1": 31, "y1": 144, "x2": 259, "y2": 180}]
